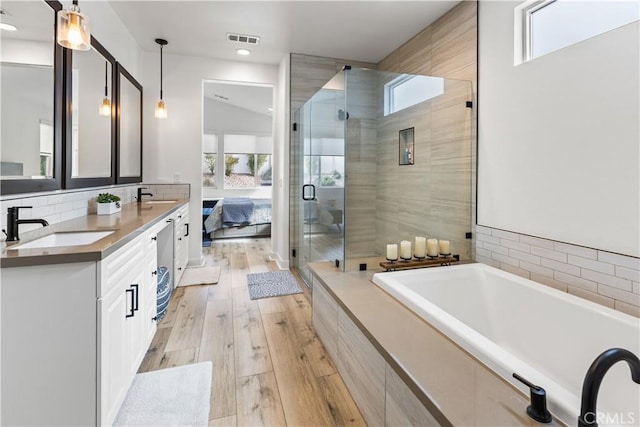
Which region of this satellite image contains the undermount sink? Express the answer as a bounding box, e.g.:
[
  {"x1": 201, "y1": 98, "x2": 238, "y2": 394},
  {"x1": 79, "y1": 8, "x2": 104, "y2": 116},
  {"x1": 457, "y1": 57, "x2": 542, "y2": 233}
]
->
[
  {"x1": 144, "y1": 200, "x2": 176, "y2": 204},
  {"x1": 9, "y1": 231, "x2": 115, "y2": 250}
]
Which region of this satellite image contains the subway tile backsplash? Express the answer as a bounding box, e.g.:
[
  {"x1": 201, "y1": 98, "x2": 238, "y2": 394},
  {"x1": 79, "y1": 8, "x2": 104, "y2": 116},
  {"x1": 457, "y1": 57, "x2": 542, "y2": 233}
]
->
[
  {"x1": 476, "y1": 225, "x2": 640, "y2": 317},
  {"x1": 0, "y1": 183, "x2": 189, "y2": 242}
]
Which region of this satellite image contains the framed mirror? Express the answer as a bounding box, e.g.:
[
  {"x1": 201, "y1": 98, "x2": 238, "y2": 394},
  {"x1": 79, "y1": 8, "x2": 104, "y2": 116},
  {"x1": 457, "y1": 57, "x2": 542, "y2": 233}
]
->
[
  {"x1": 0, "y1": 0, "x2": 63, "y2": 194},
  {"x1": 64, "y1": 37, "x2": 116, "y2": 188},
  {"x1": 116, "y1": 63, "x2": 142, "y2": 184}
]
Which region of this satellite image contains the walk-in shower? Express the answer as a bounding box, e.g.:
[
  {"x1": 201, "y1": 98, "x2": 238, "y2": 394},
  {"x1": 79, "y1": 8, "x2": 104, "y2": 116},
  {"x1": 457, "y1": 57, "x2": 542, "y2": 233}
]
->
[{"x1": 291, "y1": 67, "x2": 473, "y2": 286}]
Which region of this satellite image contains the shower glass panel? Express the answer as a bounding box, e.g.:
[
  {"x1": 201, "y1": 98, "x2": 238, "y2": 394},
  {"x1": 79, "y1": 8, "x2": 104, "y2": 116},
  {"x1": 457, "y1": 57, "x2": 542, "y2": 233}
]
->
[
  {"x1": 296, "y1": 72, "x2": 346, "y2": 285},
  {"x1": 292, "y1": 66, "x2": 473, "y2": 286}
]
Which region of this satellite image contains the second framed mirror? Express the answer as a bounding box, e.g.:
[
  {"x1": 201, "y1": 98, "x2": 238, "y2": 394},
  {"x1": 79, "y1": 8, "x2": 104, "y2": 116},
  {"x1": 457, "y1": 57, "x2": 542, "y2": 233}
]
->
[
  {"x1": 64, "y1": 36, "x2": 116, "y2": 188},
  {"x1": 116, "y1": 63, "x2": 143, "y2": 184}
]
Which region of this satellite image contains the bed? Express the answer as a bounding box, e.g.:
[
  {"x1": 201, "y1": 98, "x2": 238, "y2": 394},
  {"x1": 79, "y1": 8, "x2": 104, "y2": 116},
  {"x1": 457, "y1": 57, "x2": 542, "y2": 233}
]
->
[{"x1": 203, "y1": 198, "x2": 272, "y2": 240}]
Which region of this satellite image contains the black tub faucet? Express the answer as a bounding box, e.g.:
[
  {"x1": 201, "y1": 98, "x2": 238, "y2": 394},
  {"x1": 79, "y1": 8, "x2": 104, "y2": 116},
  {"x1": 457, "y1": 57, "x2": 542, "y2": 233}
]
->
[
  {"x1": 3, "y1": 206, "x2": 49, "y2": 242},
  {"x1": 578, "y1": 348, "x2": 640, "y2": 427},
  {"x1": 137, "y1": 187, "x2": 153, "y2": 203}
]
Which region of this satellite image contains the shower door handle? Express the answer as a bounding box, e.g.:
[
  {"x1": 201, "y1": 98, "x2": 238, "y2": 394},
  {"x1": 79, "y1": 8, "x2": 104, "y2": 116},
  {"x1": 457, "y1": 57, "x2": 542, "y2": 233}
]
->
[{"x1": 302, "y1": 184, "x2": 316, "y2": 201}]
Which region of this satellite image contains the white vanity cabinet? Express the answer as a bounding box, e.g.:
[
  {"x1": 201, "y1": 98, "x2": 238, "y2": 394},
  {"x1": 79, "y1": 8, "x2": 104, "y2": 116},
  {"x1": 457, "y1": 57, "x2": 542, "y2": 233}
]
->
[{"x1": 0, "y1": 203, "x2": 187, "y2": 426}]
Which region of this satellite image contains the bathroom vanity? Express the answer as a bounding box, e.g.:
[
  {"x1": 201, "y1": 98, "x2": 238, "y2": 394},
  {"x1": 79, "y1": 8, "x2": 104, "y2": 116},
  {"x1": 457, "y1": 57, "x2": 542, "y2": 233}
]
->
[{"x1": 0, "y1": 200, "x2": 189, "y2": 426}]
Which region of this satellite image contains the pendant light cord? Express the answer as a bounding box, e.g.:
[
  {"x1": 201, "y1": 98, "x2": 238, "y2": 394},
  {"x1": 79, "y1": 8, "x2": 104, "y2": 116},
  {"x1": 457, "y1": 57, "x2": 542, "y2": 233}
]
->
[
  {"x1": 104, "y1": 61, "x2": 108, "y2": 97},
  {"x1": 160, "y1": 44, "x2": 163, "y2": 101}
]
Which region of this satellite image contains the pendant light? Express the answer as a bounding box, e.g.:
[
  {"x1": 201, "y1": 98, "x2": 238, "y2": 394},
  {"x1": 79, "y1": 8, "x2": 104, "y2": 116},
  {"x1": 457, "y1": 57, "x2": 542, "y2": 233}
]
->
[
  {"x1": 99, "y1": 61, "x2": 111, "y2": 116},
  {"x1": 155, "y1": 38, "x2": 168, "y2": 119},
  {"x1": 57, "y1": 0, "x2": 91, "y2": 51}
]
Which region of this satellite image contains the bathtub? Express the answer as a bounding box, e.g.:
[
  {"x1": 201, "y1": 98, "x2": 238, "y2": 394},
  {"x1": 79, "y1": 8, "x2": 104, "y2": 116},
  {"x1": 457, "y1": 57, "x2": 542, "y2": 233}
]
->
[{"x1": 372, "y1": 263, "x2": 640, "y2": 426}]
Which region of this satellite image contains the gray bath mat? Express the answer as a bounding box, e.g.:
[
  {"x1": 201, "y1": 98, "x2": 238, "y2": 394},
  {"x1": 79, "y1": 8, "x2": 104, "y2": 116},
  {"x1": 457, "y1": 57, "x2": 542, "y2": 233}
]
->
[
  {"x1": 113, "y1": 362, "x2": 211, "y2": 426},
  {"x1": 247, "y1": 270, "x2": 303, "y2": 300}
]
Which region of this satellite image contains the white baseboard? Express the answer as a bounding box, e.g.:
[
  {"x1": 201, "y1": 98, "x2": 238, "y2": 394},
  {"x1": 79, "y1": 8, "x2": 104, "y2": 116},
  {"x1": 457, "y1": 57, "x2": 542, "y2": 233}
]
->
[
  {"x1": 188, "y1": 256, "x2": 205, "y2": 267},
  {"x1": 270, "y1": 252, "x2": 289, "y2": 270}
]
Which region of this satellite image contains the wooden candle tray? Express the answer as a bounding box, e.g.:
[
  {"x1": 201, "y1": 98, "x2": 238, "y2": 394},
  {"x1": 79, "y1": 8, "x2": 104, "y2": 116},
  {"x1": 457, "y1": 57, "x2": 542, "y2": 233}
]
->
[{"x1": 379, "y1": 255, "x2": 460, "y2": 272}]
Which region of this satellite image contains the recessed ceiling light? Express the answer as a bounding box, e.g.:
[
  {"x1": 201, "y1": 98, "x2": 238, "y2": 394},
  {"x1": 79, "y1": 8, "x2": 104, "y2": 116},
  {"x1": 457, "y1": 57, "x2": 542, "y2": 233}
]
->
[
  {"x1": 236, "y1": 48, "x2": 251, "y2": 56},
  {"x1": 0, "y1": 22, "x2": 17, "y2": 31}
]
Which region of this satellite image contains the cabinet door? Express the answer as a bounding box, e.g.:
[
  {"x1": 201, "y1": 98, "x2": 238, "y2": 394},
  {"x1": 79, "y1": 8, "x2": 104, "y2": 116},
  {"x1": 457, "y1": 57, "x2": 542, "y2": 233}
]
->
[
  {"x1": 99, "y1": 284, "x2": 129, "y2": 425},
  {"x1": 174, "y1": 205, "x2": 190, "y2": 285},
  {"x1": 126, "y1": 268, "x2": 148, "y2": 375},
  {"x1": 145, "y1": 241, "x2": 159, "y2": 343}
]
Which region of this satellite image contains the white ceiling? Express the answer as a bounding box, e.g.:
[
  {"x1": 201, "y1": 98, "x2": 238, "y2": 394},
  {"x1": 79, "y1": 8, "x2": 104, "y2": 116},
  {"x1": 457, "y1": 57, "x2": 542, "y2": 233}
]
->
[{"x1": 109, "y1": 1, "x2": 461, "y2": 65}]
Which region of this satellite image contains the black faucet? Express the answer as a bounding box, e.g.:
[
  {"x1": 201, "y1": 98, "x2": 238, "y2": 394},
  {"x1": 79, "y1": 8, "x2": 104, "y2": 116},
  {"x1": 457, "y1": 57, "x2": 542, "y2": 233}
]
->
[
  {"x1": 3, "y1": 206, "x2": 49, "y2": 242},
  {"x1": 137, "y1": 187, "x2": 153, "y2": 203},
  {"x1": 578, "y1": 348, "x2": 640, "y2": 427},
  {"x1": 513, "y1": 373, "x2": 553, "y2": 423}
]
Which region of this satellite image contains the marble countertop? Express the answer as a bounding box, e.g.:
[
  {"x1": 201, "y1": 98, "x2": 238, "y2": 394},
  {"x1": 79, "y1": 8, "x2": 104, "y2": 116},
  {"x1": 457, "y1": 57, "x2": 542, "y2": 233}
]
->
[{"x1": 1, "y1": 200, "x2": 188, "y2": 268}]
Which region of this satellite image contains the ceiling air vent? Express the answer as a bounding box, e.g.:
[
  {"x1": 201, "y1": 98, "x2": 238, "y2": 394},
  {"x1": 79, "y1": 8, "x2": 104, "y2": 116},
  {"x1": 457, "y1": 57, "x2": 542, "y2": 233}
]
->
[{"x1": 227, "y1": 33, "x2": 260, "y2": 45}]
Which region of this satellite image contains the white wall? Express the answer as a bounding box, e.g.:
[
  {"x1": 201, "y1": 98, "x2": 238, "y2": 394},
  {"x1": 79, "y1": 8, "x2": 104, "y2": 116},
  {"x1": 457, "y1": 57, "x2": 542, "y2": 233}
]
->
[
  {"x1": 142, "y1": 51, "x2": 279, "y2": 265},
  {"x1": 271, "y1": 54, "x2": 291, "y2": 268},
  {"x1": 478, "y1": 1, "x2": 639, "y2": 257}
]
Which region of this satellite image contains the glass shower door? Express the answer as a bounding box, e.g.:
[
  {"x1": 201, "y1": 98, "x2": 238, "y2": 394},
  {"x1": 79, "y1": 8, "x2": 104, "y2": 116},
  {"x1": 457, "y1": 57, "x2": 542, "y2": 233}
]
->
[{"x1": 297, "y1": 72, "x2": 346, "y2": 286}]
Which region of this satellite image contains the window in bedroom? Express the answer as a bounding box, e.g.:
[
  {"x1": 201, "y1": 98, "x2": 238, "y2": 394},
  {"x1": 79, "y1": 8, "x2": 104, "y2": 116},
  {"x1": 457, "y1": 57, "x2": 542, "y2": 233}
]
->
[
  {"x1": 522, "y1": 0, "x2": 639, "y2": 62},
  {"x1": 202, "y1": 134, "x2": 217, "y2": 188},
  {"x1": 224, "y1": 134, "x2": 272, "y2": 189},
  {"x1": 304, "y1": 155, "x2": 344, "y2": 187}
]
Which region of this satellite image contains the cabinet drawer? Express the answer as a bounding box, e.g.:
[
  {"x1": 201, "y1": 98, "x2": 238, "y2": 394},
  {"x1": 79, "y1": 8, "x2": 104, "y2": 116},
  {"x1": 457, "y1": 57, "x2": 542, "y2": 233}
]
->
[{"x1": 99, "y1": 236, "x2": 145, "y2": 297}]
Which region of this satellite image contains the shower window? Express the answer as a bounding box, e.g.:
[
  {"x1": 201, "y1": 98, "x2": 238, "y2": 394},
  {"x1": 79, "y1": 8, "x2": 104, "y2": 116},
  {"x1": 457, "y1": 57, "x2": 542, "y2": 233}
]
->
[
  {"x1": 384, "y1": 75, "x2": 444, "y2": 116},
  {"x1": 523, "y1": 0, "x2": 639, "y2": 61}
]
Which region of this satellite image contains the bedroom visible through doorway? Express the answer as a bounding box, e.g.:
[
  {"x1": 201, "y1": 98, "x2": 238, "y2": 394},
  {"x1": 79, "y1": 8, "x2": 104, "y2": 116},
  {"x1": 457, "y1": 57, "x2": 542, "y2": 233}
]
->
[{"x1": 201, "y1": 80, "x2": 274, "y2": 246}]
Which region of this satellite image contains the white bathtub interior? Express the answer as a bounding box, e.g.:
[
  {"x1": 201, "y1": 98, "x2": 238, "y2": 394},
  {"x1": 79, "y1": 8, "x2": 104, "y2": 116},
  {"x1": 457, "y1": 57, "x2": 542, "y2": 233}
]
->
[{"x1": 372, "y1": 263, "x2": 640, "y2": 426}]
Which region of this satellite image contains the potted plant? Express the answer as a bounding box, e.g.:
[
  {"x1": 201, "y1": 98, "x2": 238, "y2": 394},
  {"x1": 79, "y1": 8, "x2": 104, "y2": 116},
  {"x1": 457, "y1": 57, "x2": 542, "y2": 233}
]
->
[{"x1": 96, "y1": 193, "x2": 121, "y2": 215}]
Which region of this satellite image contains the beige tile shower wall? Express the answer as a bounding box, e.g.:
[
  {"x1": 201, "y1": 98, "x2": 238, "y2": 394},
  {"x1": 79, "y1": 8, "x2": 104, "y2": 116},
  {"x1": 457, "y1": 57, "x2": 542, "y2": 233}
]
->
[
  {"x1": 375, "y1": 78, "x2": 472, "y2": 260},
  {"x1": 0, "y1": 184, "x2": 189, "y2": 243},
  {"x1": 344, "y1": 69, "x2": 378, "y2": 258},
  {"x1": 289, "y1": 54, "x2": 375, "y2": 266},
  {"x1": 376, "y1": 1, "x2": 477, "y2": 260},
  {"x1": 476, "y1": 226, "x2": 640, "y2": 318}
]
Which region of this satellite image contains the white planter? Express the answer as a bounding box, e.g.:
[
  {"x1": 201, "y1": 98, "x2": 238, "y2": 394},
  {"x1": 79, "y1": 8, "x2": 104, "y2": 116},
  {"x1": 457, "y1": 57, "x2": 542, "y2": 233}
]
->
[{"x1": 97, "y1": 201, "x2": 121, "y2": 215}]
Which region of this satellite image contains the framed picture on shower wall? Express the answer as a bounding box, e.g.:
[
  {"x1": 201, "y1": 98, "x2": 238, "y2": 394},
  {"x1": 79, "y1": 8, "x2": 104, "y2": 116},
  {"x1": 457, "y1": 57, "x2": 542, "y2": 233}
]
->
[{"x1": 399, "y1": 127, "x2": 414, "y2": 166}]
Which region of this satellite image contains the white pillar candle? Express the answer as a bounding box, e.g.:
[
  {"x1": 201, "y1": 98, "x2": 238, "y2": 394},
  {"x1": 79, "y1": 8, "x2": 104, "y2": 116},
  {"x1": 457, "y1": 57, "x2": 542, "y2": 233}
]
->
[
  {"x1": 386, "y1": 244, "x2": 398, "y2": 260},
  {"x1": 400, "y1": 240, "x2": 412, "y2": 259},
  {"x1": 439, "y1": 240, "x2": 450, "y2": 254},
  {"x1": 427, "y1": 239, "x2": 439, "y2": 257},
  {"x1": 415, "y1": 237, "x2": 426, "y2": 258}
]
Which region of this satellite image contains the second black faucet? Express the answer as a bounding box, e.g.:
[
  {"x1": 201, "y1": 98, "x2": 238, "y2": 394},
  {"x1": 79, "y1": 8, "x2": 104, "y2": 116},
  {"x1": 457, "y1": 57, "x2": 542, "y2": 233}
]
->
[{"x1": 137, "y1": 187, "x2": 153, "y2": 203}]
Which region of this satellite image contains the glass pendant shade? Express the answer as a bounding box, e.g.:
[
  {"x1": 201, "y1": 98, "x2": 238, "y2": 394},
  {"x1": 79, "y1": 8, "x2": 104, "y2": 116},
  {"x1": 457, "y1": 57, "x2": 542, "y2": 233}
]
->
[
  {"x1": 155, "y1": 100, "x2": 167, "y2": 119},
  {"x1": 57, "y1": 2, "x2": 90, "y2": 51},
  {"x1": 99, "y1": 98, "x2": 111, "y2": 116}
]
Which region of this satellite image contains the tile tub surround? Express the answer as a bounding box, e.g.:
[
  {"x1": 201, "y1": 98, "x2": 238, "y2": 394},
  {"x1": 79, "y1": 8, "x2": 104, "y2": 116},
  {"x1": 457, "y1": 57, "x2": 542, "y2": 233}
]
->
[
  {"x1": 308, "y1": 262, "x2": 549, "y2": 426},
  {"x1": 0, "y1": 184, "x2": 189, "y2": 243},
  {"x1": 475, "y1": 225, "x2": 640, "y2": 317}
]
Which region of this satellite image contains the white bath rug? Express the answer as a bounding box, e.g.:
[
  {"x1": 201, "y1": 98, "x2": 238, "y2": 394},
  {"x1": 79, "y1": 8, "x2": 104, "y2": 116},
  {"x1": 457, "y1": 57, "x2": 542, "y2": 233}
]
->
[
  {"x1": 113, "y1": 362, "x2": 212, "y2": 426},
  {"x1": 247, "y1": 270, "x2": 302, "y2": 300},
  {"x1": 178, "y1": 266, "x2": 221, "y2": 287}
]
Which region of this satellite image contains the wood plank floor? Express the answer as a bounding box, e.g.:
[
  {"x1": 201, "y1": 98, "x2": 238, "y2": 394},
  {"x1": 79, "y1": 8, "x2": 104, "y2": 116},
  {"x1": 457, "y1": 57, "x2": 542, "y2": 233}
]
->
[{"x1": 139, "y1": 237, "x2": 366, "y2": 427}]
